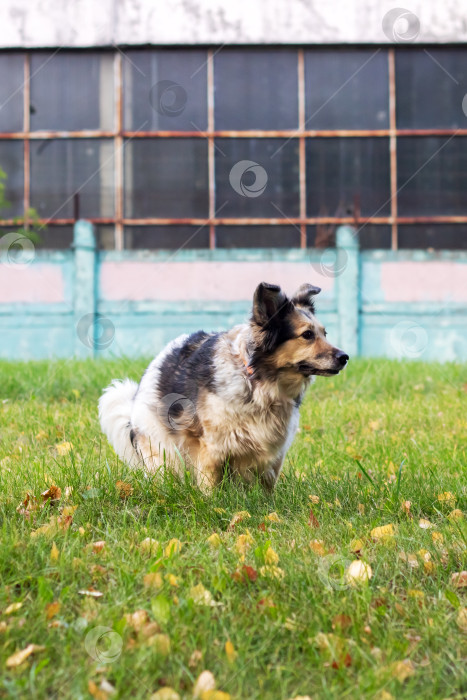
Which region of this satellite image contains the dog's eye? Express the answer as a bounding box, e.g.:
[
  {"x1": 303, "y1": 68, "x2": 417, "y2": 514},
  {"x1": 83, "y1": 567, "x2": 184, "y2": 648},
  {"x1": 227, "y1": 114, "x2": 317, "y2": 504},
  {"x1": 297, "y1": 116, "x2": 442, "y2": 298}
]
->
[{"x1": 301, "y1": 330, "x2": 314, "y2": 340}]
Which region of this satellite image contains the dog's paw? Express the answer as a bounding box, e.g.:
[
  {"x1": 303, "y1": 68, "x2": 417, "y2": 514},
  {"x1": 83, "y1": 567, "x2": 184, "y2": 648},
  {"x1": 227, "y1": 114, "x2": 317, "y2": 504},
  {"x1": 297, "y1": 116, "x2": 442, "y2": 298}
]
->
[{"x1": 261, "y1": 469, "x2": 277, "y2": 491}]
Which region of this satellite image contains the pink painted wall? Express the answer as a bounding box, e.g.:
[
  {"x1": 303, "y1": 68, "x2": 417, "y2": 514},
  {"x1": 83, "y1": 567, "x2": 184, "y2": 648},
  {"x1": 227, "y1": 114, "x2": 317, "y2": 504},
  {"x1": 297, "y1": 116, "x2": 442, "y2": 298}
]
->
[
  {"x1": 0, "y1": 265, "x2": 65, "y2": 303},
  {"x1": 100, "y1": 261, "x2": 334, "y2": 301},
  {"x1": 381, "y1": 261, "x2": 467, "y2": 303}
]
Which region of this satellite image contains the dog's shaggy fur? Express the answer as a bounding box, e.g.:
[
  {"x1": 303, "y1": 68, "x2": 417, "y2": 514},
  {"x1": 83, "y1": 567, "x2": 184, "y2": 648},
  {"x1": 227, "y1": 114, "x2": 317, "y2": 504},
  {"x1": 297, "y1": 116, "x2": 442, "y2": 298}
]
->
[{"x1": 99, "y1": 282, "x2": 348, "y2": 491}]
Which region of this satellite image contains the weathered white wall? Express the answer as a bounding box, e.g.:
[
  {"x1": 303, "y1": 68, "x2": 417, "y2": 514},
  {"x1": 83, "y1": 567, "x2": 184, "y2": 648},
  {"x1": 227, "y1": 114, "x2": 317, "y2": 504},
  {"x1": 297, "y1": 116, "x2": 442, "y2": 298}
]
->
[{"x1": 0, "y1": 0, "x2": 465, "y2": 48}]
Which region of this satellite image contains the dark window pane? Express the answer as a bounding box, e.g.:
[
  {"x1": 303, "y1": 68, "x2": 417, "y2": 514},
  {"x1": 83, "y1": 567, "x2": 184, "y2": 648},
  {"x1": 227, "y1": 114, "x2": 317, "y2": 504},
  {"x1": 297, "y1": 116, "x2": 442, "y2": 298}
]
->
[
  {"x1": 30, "y1": 139, "x2": 115, "y2": 219},
  {"x1": 215, "y1": 139, "x2": 299, "y2": 218},
  {"x1": 398, "y1": 137, "x2": 467, "y2": 216},
  {"x1": 214, "y1": 50, "x2": 298, "y2": 130},
  {"x1": 357, "y1": 225, "x2": 391, "y2": 249},
  {"x1": 123, "y1": 50, "x2": 208, "y2": 131},
  {"x1": 399, "y1": 225, "x2": 467, "y2": 250},
  {"x1": 216, "y1": 226, "x2": 299, "y2": 248},
  {"x1": 0, "y1": 53, "x2": 24, "y2": 132},
  {"x1": 30, "y1": 52, "x2": 114, "y2": 131},
  {"x1": 304, "y1": 49, "x2": 389, "y2": 129},
  {"x1": 0, "y1": 141, "x2": 24, "y2": 217},
  {"x1": 124, "y1": 226, "x2": 209, "y2": 249},
  {"x1": 35, "y1": 225, "x2": 73, "y2": 249},
  {"x1": 396, "y1": 49, "x2": 467, "y2": 128},
  {"x1": 125, "y1": 139, "x2": 208, "y2": 218},
  {"x1": 306, "y1": 138, "x2": 390, "y2": 217},
  {"x1": 96, "y1": 225, "x2": 115, "y2": 250}
]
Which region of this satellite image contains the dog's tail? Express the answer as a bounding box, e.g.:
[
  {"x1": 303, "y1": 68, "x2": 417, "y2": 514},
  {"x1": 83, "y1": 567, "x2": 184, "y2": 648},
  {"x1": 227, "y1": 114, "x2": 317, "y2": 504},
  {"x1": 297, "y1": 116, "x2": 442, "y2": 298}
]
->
[{"x1": 98, "y1": 379, "x2": 138, "y2": 464}]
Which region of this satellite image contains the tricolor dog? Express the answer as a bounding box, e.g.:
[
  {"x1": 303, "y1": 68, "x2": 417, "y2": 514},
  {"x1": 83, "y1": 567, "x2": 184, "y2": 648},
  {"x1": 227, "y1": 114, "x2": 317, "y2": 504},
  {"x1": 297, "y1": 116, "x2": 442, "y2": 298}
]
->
[{"x1": 99, "y1": 282, "x2": 349, "y2": 491}]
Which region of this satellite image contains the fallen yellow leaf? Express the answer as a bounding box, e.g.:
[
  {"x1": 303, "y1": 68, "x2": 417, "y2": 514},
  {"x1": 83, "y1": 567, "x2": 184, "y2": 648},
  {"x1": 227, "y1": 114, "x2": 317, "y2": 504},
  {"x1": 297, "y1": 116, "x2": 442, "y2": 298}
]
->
[
  {"x1": 264, "y1": 546, "x2": 279, "y2": 565},
  {"x1": 143, "y1": 572, "x2": 163, "y2": 589},
  {"x1": 259, "y1": 565, "x2": 285, "y2": 580},
  {"x1": 125, "y1": 609, "x2": 149, "y2": 631},
  {"x1": 139, "y1": 537, "x2": 159, "y2": 554},
  {"x1": 388, "y1": 658, "x2": 415, "y2": 682},
  {"x1": 193, "y1": 670, "x2": 216, "y2": 698},
  {"x1": 166, "y1": 574, "x2": 178, "y2": 587},
  {"x1": 448, "y1": 509, "x2": 464, "y2": 521},
  {"x1": 50, "y1": 542, "x2": 59, "y2": 561},
  {"x1": 201, "y1": 692, "x2": 231, "y2": 700},
  {"x1": 227, "y1": 511, "x2": 251, "y2": 531},
  {"x1": 6, "y1": 644, "x2": 45, "y2": 668},
  {"x1": 371, "y1": 524, "x2": 395, "y2": 539},
  {"x1": 431, "y1": 531, "x2": 443, "y2": 544},
  {"x1": 309, "y1": 539, "x2": 326, "y2": 556},
  {"x1": 225, "y1": 640, "x2": 237, "y2": 663},
  {"x1": 456, "y1": 607, "x2": 467, "y2": 632},
  {"x1": 45, "y1": 601, "x2": 60, "y2": 619},
  {"x1": 116, "y1": 480, "x2": 133, "y2": 498},
  {"x1": 437, "y1": 492, "x2": 456, "y2": 506},
  {"x1": 309, "y1": 495, "x2": 320, "y2": 504},
  {"x1": 164, "y1": 539, "x2": 182, "y2": 557},
  {"x1": 451, "y1": 571, "x2": 467, "y2": 589},
  {"x1": 148, "y1": 633, "x2": 171, "y2": 656},
  {"x1": 234, "y1": 530, "x2": 254, "y2": 557},
  {"x1": 151, "y1": 688, "x2": 180, "y2": 700},
  {"x1": 408, "y1": 589, "x2": 424, "y2": 599},
  {"x1": 55, "y1": 441, "x2": 73, "y2": 456},
  {"x1": 4, "y1": 602, "x2": 22, "y2": 615},
  {"x1": 266, "y1": 512, "x2": 281, "y2": 522},
  {"x1": 346, "y1": 560, "x2": 372, "y2": 585},
  {"x1": 206, "y1": 533, "x2": 221, "y2": 549},
  {"x1": 418, "y1": 518, "x2": 432, "y2": 529},
  {"x1": 190, "y1": 584, "x2": 222, "y2": 607}
]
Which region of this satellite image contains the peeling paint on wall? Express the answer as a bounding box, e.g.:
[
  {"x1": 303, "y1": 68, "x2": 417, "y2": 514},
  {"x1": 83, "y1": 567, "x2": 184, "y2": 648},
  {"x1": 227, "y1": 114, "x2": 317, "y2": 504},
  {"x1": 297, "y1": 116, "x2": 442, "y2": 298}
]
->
[{"x1": 0, "y1": 0, "x2": 465, "y2": 48}]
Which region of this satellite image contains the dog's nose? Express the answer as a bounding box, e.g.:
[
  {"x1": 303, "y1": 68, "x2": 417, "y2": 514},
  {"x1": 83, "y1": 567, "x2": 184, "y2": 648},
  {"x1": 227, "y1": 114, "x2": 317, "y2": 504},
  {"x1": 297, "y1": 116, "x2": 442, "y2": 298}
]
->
[{"x1": 336, "y1": 351, "x2": 349, "y2": 366}]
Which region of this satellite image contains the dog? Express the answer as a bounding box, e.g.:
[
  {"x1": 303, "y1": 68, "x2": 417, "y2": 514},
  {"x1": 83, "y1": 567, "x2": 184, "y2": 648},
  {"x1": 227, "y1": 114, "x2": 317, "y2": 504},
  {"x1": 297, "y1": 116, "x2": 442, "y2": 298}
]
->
[{"x1": 99, "y1": 282, "x2": 349, "y2": 491}]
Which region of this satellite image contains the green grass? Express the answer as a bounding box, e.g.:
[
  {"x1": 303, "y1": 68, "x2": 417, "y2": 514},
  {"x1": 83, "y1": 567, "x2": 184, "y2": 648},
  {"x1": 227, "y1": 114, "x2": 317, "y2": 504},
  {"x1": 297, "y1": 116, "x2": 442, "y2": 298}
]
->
[{"x1": 0, "y1": 357, "x2": 466, "y2": 700}]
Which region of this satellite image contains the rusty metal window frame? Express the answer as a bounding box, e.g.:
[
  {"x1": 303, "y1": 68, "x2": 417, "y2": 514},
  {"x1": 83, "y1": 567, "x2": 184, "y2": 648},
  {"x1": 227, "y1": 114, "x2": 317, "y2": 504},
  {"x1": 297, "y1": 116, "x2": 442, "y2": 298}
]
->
[{"x1": 1, "y1": 47, "x2": 466, "y2": 251}]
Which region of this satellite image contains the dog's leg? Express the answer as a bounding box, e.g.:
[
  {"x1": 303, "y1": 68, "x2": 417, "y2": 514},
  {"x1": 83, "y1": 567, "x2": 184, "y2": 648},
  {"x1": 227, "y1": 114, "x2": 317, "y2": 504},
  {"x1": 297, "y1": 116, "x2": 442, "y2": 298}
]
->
[
  {"x1": 260, "y1": 453, "x2": 285, "y2": 492},
  {"x1": 194, "y1": 445, "x2": 223, "y2": 493}
]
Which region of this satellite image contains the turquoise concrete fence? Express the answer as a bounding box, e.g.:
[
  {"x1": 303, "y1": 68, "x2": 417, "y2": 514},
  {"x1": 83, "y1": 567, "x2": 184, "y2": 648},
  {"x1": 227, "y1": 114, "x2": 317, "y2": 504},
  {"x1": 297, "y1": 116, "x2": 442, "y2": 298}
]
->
[{"x1": 0, "y1": 221, "x2": 466, "y2": 361}]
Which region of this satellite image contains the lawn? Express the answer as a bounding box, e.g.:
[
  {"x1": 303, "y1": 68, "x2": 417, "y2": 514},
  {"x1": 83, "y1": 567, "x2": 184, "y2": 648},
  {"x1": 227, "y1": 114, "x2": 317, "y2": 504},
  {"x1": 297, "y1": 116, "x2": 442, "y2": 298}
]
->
[{"x1": 0, "y1": 357, "x2": 466, "y2": 700}]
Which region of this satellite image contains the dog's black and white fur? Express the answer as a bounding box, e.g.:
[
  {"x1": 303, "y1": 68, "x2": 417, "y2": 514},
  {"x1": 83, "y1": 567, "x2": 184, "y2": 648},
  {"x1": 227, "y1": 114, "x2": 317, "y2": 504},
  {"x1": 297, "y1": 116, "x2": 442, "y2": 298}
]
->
[{"x1": 99, "y1": 282, "x2": 348, "y2": 491}]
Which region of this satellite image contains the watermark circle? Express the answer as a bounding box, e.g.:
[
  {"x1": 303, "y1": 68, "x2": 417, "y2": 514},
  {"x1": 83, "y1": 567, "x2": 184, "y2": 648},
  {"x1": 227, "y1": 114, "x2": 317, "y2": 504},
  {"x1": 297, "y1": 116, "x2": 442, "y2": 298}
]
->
[
  {"x1": 382, "y1": 8, "x2": 420, "y2": 43},
  {"x1": 149, "y1": 80, "x2": 187, "y2": 117},
  {"x1": 462, "y1": 94, "x2": 467, "y2": 118},
  {"x1": 158, "y1": 393, "x2": 196, "y2": 431},
  {"x1": 311, "y1": 248, "x2": 348, "y2": 278},
  {"x1": 84, "y1": 625, "x2": 123, "y2": 663},
  {"x1": 229, "y1": 160, "x2": 268, "y2": 198},
  {"x1": 390, "y1": 320, "x2": 428, "y2": 359},
  {"x1": 317, "y1": 554, "x2": 354, "y2": 591},
  {"x1": 76, "y1": 313, "x2": 115, "y2": 350},
  {"x1": 0, "y1": 233, "x2": 36, "y2": 269}
]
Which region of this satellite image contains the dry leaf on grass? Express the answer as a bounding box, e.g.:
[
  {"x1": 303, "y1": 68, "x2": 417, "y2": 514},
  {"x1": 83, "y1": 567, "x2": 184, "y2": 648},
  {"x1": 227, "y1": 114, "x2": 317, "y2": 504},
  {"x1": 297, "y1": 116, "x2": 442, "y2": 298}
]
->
[
  {"x1": 234, "y1": 530, "x2": 254, "y2": 557},
  {"x1": 437, "y1": 492, "x2": 456, "y2": 506},
  {"x1": 452, "y1": 572, "x2": 467, "y2": 589},
  {"x1": 332, "y1": 614, "x2": 352, "y2": 630},
  {"x1": 143, "y1": 572, "x2": 163, "y2": 590},
  {"x1": 266, "y1": 512, "x2": 281, "y2": 522},
  {"x1": 308, "y1": 509, "x2": 319, "y2": 528},
  {"x1": 45, "y1": 601, "x2": 60, "y2": 619},
  {"x1": 91, "y1": 541, "x2": 106, "y2": 553},
  {"x1": 227, "y1": 511, "x2": 251, "y2": 531},
  {"x1": 147, "y1": 633, "x2": 171, "y2": 656},
  {"x1": 6, "y1": 643, "x2": 45, "y2": 668},
  {"x1": 448, "y1": 509, "x2": 464, "y2": 521},
  {"x1": 115, "y1": 480, "x2": 133, "y2": 498},
  {"x1": 55, "y1": 441, "x2": 73, "y2": 456},
  {"x1": 387, "y1": 658, "x2": 415, "y2": 682},
  {"x1": 259, "y1": 565, "x2": 285, "y2": 580},
  {"x1": 78, "y1": 588, "x2": 103, "y2": 598},
  {"x1": 189, "y1": 584, "x2": 222, "y2": 607},
  {"x1": 371, "y1": 524, "x2": 395, "y2": 540},
  {"x1": 125, "y1": 609, "x2": 149, "y2": 631},
  {"x1": 4, "y1": 602, "x2": 23, "y2": 615},
  {"x1": 418, "y1": 519, "x2": 432, "y2": 529},
  {"x1": 151, "y1": 688, "x2": 180, "y2": 700},
  {"x1": 206, "y1": 533, "x2": 221, "y2": 549},
  {"x1": 231, "y1": 565, "x2": 258, "y2": 583},
  {"x1": 41, "y1": 485, "x2": 62, "y2": 503},
  {"x1": 264, "y1": 546, "x2": 279, "y2": 565},
  {"x1": 309, "y1": 495, "x2": 320, "y2": 504},
  {"x1": 50, "y1": 542, "x2": 59, "y2": 561},
  {"x1": 346, "y1": 560, "x2": 372, "y2": 585},
  {"x1": 225, "y1": 640, "x2": 237, "y2": 663},
  {"x1": 310, "y1": 539, "x2": 326, "y2": 556},
  {"x1": 456, "y1": 607, "x2": 467, "y2": 632},
  {"x1": 398, "y1": 552, "x2": 419, "y2": 568},
  {"x1": 164, "y1": 539, "x2": 182, "y2": 557},
  {"x1": 193, "y1": 670, "x2": 216, "y2": 698},
  {"x1": 139, "y1": 537, "x2": 159, "y2": 554}
]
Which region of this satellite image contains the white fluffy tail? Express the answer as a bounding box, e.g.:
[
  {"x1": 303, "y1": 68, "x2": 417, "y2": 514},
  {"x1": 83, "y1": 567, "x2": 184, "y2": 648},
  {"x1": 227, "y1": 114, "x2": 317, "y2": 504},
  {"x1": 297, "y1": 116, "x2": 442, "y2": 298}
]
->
[{"x1": 98, "y1": 379, "x2": 138, "y2": 465}]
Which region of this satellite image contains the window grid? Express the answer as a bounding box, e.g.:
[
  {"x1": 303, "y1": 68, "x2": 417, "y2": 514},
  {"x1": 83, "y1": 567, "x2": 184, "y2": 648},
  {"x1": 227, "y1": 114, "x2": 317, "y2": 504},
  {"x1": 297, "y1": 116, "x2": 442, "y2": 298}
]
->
[{"x1": 1, "y1": 49, "x2": 467, "y2": 250}]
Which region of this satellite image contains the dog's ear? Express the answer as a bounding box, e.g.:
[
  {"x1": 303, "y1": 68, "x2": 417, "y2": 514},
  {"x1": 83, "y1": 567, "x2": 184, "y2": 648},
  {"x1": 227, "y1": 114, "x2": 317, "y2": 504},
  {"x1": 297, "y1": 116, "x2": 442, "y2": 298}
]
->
[
  {"x1": 252, "y1": 282, "x2": 290, "y2": 326},
  {"x1": 291, "y1": 283, "x2": 321, "y2": 311}
]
